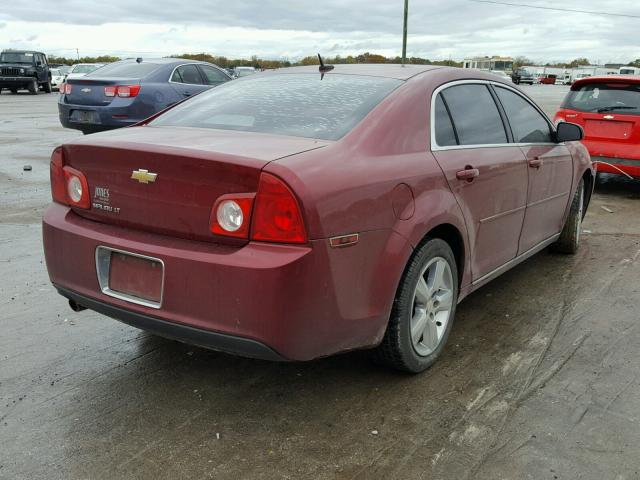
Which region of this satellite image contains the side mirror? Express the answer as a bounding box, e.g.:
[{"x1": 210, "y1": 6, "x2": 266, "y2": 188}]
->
[
  {"x1": 36, "y1": 61, "x2": 42, "y2": 67},
  {"x1": 556, "y1": 122, "x2": 583, "y2": 142}
]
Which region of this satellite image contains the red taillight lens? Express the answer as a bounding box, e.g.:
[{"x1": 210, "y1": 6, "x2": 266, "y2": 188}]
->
[
  {"x1": 50, "y1": 148, "x2": 67, "y2": 204},
  {"x1": 63, "y1": 83, "x2": 72, "y2": 94},
  {"x1": 116, "y1": 85, "x2": 140, "y2": 98},
  {"x1": 210, "y1": 194, "x2": 255, "y2": 238},
  {"x1": 251, "y1": 173, "x2": 307, "y2": 244},
  {"x1": 104, "y1": 86, "x2": 116, "y2": 97},
  {"x1": 49, "y1": 147, "x2": 90, "y2": 209}
]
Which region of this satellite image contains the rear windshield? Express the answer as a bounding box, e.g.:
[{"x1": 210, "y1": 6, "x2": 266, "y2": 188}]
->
[
  {"x1": 72, "y1": 64, "x2": 102, "y2": 74},
  {"x1": 86, "y1": 61, "x2": 161, "y2": 78},
  {"x1": 0, "y1": 52, "x2": 35, "y2": 64},
  {"x1": 563, "y1": 82, "x2": 640, "y2": 114},
  {"x1": 150, "y1": 73, "x2": 403, "y2": 140}
]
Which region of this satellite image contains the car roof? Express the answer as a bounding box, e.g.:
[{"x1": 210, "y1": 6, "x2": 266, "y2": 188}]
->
[
  {"x1": 112, "y1": 57, "x2": 212, "y2": 66},
  {"x1": 572, "y1": 75, "x2": 640, "y2": 88},
  {"x1": 1, "y1": 50, "x2": 45, "y2": 55},
  {"x1": 269, "y1": 63, "x2": 445, "y2": 80}
]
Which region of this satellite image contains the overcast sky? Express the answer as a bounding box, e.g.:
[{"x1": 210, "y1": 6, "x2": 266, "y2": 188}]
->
[{"x1": 0, "y1": 1, "x2": 638, "y2": 63}]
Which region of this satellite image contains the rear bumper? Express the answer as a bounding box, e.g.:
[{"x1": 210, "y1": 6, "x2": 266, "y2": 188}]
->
[
  {"x1": 56, "y1": 285, "x2": 284, "y2": 361},
  {"x1": 592, "y1": 156, "x2": 640, "y2": 178},
  {"x1": 58, "y1": 101, "x2": 139, "y2": 132},
  {"x1": 43, "y1": 204, "x2": 409, "y2": 361}
]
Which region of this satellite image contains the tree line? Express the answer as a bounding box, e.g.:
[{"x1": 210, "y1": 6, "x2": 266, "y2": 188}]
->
[
  {"x1": 46, "y1": 52, "x2": 461, "y2": 68},
  {"x1": 47, "y1": 52, "x2": 640, "y2": 70}
]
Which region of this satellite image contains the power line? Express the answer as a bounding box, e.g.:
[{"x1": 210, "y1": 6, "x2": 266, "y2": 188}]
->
[{"x1": 468, "y1": 0, "x2": 640, "y2": 19}]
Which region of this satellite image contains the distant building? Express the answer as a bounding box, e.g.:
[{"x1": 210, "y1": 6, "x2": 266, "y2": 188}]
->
[{"x1": 462, "y1": 56, "x2": 514, "y2": 72}]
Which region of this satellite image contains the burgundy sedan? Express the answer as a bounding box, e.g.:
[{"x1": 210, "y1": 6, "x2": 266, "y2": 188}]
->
[{"x1": 43, "y1": 65, "x2": 593, "y2": 372}]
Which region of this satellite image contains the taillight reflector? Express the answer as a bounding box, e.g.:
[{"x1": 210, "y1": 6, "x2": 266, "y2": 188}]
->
[{"x1": 117, "y1": 85, "x2": 140, "y2": 97}]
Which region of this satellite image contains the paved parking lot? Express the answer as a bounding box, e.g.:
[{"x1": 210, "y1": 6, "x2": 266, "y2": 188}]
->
[{"x1": 1, "y1": 86, "x2": 639, "y2": 479}]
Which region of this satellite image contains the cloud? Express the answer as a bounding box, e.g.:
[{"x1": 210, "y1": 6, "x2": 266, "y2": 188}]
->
[{"x1": 0, "y1": 0, "x2": 638, "y2": 63}]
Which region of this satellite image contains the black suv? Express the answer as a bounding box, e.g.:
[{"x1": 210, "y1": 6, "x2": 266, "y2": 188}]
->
[
  {"x1": 511, "y1": 68, "x2": 535, "y2": 85},
  {"x1": 0, "y1": 50, "x2": 52, "y2": 94}
]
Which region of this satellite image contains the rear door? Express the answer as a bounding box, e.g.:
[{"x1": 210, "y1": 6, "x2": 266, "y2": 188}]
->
[
  {"x1": 169, "y1": 64, "x2": 209, "y2": 98},
  {"x1": 431, "y1": 82, "x2": 529, "y2": 281},
  {"x1": 493, "y1": 86, "x2": 573, "y2": 253}
]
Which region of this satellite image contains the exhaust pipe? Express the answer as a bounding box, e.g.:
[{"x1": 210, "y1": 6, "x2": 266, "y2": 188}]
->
[{"x1": 68, "y1": 299, "x2": 87, "y2": 312}]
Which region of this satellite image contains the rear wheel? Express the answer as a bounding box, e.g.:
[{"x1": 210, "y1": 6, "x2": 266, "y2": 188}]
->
[
  {"x1": 43, "y1": 79, "x2": 52, "y2": 93},
  {"x1": 373, "y1": 238, "x2": 458, "y2": 373},
  {"x1": 28, "y1": 78, "x2": 39, "y2": 95},
  {"x1": 552, "y1": 179, "x2": 584, "y2": 254}
]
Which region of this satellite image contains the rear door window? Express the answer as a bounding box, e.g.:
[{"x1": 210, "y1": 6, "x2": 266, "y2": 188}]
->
[
  {"x1": 495, "y1": 87, "x2": 553, "y2": 143},
  {"x1": 441, "y1": 84, "x2": 507, "y2": 145},
  {"x1": 198, "y1": 65, "x2": 229, "y2": 86},
  {"x1": 434, "y1": 94, "x2": 458, "y2": 146},
  {"x1": 562, "y1": 82, "x2": 640, "y2": 115},
  {"x1": 171, "y1": 65, "x2": 204, "y2": 85}
]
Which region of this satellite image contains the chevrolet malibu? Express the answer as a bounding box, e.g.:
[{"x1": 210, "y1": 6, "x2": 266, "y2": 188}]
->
[{"x1": 43, "y1": 64, "x2": 593, "y2": 372}]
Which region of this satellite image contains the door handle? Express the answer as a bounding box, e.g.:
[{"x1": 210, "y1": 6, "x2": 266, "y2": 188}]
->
[
  {"x1": 528, "y1": 157, "x2": 544, "y2": 168},
  {"x1": 183, "y1": 91, "x2": 192, "y2": 97},
  {"x1": 456, "y1": 167, "x2": 480, "y2": 181}
]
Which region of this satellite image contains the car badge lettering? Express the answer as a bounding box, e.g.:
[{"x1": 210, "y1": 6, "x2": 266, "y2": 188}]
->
[
  {"x1": 81, "y1": 88, "x2": 91, "y2": 93},
  {"x1": 131, "y1": 169, "x2": 158, "y2": 184}
]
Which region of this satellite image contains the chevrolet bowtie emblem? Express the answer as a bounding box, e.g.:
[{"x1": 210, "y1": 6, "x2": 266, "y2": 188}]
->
[{"x1": 131, "y1": 169, "x2": 158, "y2": 184}]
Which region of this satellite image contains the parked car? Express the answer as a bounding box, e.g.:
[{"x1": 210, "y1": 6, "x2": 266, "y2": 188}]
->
[
  {"x1": 58, "y1": 57, "x2": 232, "y2": 134},
  {"x1": 233, "y1": 66, "x2": 256, "y2": 77},
  {"x1": 50, "y1": 68, "x2": 65, "y2": 91},
  {"x1": 58, "y1": 65, "x2": 72, "y2": 79},
  {"x1": 554, "y1": 75, "x2": 640, "y2": 178},
  {"x1": 511, "y1": 68, "x2": 535, "y2": 85},
  {"x1": 43, "y1": 65, "x2": 593, "y2": 372},
  {"x1": 490, "y1": 70, "x2": 513, "y2": 82},
  {"x1": 540, "y1": 74, "x2": 557, "y2": 85},
  {"x1": 0, "y1": 50, "x2": 52, "y2": 94},
  {"x1": 66, "y1": 63, "x2": 105, "y2": 80}
]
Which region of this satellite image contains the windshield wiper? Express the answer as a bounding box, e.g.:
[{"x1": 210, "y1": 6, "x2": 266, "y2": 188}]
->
[{"x1": 595, "y1": 106, "x2": 638, "y2": 113}]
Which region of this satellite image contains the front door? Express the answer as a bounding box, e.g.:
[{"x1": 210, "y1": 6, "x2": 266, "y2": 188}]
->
[
  {"x1": 431, "y1": 83, "x2": 529, "y2": 281},
  {"x1": 492, "y1": 86, "x2": 573, "y2": 253}
]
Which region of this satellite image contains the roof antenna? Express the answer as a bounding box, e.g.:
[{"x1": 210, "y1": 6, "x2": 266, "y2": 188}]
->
[
  {"x1": 318, "y1": 53, "x2": 334, "y2": 80},
  {"x1": 136, "y1": 57, "x2": 143, "y2": 63}
]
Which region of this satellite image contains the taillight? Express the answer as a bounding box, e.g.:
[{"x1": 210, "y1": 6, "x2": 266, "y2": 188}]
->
[
  {"x1": 104, "y1": 86, "x2": 116, "y2": 97},
  {"x1": 59, "y1": 83, "x2": 72, "y2": 94},
  {"x1": 209, "y1": 194, "x2": 255, "y2": 238},
  {"x1": 116, "y1": 85, "x2": 140, "y2": 98},
  {"x1": 251, "y1": 173, "x2": 307, "y2": 244},
  {"x1": 49, "y1": 147, "x2": 90, "y2": 209},
  {"x1": 209, "y1": 173, "x2": 307, "y2": 244}
]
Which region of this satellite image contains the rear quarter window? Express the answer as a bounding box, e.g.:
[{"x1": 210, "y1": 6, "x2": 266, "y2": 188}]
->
[{"x1": 563, "y1": 82, "x2": 640, "y2": 115}]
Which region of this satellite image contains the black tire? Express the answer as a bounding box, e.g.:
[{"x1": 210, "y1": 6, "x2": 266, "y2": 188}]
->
[
  {"x1": 552, "y1": 179, "x2": 584, "y2": 254},
  {"x1": 373, "y1": 238, "x2": 459, "y2": 373},
  {"x1": 43, "y1": 79, "x2": 52, "y2": 93},
  {"x1": 10, "y1": 88, "x2": 18, "y2": 94},
  {"x1": 28, "y1": 78, "x2": 39, "y2": 95}
]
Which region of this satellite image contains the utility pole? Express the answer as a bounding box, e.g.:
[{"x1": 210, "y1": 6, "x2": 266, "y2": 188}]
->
[
  {"x1": 76, "y1": 48, "x2": 80, "y2": 61},
  {"x1": 402, "y1": 0, "x2": 409, "y2": 65}
]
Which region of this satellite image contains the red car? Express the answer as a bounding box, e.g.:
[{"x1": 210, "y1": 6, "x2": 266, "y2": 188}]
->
[
  {"x1": 555, "y1": 75, "x2": 640, "y2": 178},
  {"x1": 43, "y1": 65, "x2": 593, "y2": 372},
  {"x1": 539, "y1": 74, "x2": 557, "y2": 85}
]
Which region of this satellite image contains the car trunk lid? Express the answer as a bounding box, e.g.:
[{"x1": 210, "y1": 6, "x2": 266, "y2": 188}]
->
[
  {"x1": 63, "y1": 126, "x2": 329, "y2": 244},
  {"x1": 64, "y1": 77, "x2": 138, "y2": 106}
]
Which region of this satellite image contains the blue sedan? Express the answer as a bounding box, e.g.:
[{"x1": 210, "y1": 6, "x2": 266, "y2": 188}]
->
[{"x1": 58, "y1": 58, "x2": 232, "y2": 134}]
